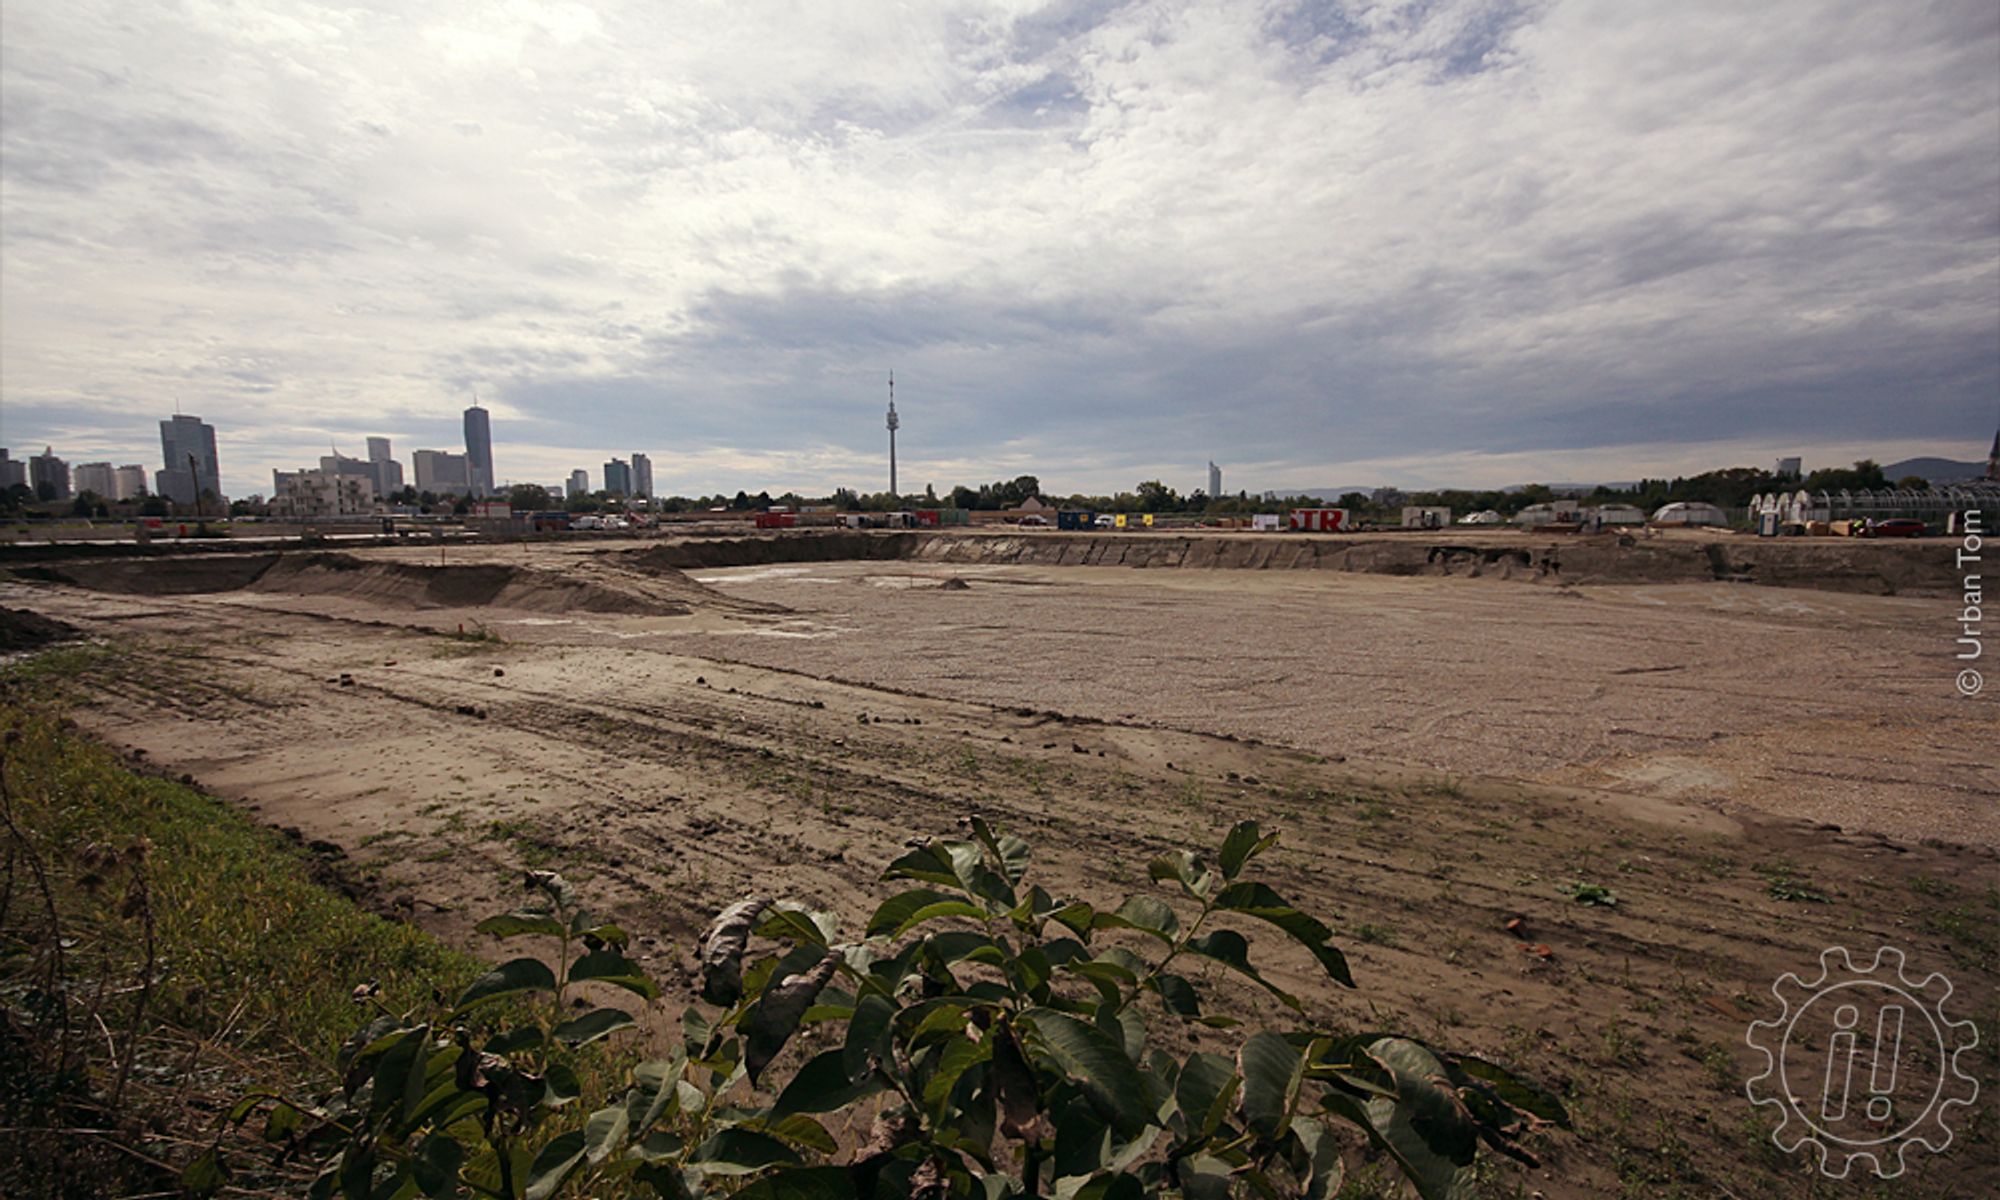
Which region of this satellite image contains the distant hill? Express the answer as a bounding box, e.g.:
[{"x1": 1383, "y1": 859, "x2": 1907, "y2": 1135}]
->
[{"x1": 1880, "y1": 457, "x2": 1985, "y2": 484}]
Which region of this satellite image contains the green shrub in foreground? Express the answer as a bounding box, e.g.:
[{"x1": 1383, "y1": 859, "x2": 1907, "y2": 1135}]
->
[{"x1": 239, "y1": 819, "x2": 1567, "y2": 1198}]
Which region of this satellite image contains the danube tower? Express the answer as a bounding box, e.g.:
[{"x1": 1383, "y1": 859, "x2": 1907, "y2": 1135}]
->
[{"x1": 886, "y1": 371, "x2": 899, "y2": 498}]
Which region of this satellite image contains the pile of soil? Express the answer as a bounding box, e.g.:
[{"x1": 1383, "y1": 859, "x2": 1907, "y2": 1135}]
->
[
  {"x1": 0, "y1": 607, "x2": 81, "y2": 651},
  {"x1": 247, "y1": 555, "x2": 685, "y2": 615},
  {"x1": 642, "y1": 530, "x2": 1958, "y2": 596},
  {"x1": 15, "y1": 552, "x2": 694, "y2": 616}
]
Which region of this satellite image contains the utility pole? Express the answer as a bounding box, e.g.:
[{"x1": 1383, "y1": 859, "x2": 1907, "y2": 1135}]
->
[{"x1": 886, "y1": 371, "x2": 899, "y2": 499}]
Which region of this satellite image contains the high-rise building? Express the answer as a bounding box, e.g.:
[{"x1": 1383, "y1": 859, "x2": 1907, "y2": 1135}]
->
[
  {"x1": 1208, "y1": 461, "x2": 1222, "y2": 498},
  {"x1": 0, "y1": 450, "x2": 24, "y2": 491},
  {"x1": 113, "y1": 465, "x2": 148, "y2": 500},
  {"x1": 30, "y1": 448, "x2": 71, "y2": 500},
  {"x1": 463, "y1": 404, "x2": 493, "y2": 497},
  {"x1": 73, "y1": 463, "x2": 117, "y2": 499},
  {"x1": 413, "y1": 449, "x2": 472, "y2": 495},
  {"x1": 631, "y1": 453, "x2": 653, "y2": 498},
  {"x1": 319, "y1": 453, "x2": 381, "y2": 499},
  {"x1": 567, "y1": 469, "x2": 589, "y2": 498},
  {"x1": 365, "y1": 437, "x2": 406, "y2": 495},
  {"x1": 1775, "y1": 456, "x2": 1802, "y2": 479},
  {"x1": 272, "y1": 469, "x2": 372, "y2": 518},
  {"x1": 157, "y1": 414, "x2": 222, "y2": 505},
  {"x1": 603, "y1": 458, "x2": 633, "y2": 496}
]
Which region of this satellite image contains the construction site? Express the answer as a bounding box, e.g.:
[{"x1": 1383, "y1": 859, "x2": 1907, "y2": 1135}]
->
[{"x1": 1, "y1": 525, "x2": 1993, "y2": 1197}]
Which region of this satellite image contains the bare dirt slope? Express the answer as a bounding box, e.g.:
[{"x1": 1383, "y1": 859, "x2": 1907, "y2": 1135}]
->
[{"x1": 0, "y1": 543, "x2": 1992, "y2": 1198}]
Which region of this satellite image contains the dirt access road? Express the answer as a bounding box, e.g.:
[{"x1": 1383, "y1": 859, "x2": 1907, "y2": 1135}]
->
[{"x1": 2, "y1": 535, "x2": 1993, "y2": 1198}]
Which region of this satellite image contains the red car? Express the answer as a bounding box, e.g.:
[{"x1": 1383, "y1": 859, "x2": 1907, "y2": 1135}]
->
[{"x1": 1869, "y1": 518, "x2": 1927, "y2": 537}]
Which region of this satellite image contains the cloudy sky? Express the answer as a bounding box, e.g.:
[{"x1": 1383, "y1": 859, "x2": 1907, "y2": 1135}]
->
[{"x1": 3, "y1": 0, "x2": 1996, "y2": 499}]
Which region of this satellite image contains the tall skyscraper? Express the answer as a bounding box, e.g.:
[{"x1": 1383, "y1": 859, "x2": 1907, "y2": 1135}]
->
[
  {"x1": 157, "y1": 414, "x2": 222, "y2": 505},
  {"x1": 31, "y1": 448, "x2": 72, "y2": 500},
  {"x1": 112, "y1": 465, "x2": 148, "y2": 500},
  {"x1": 73, "y1": 463, "x2": 117, "y2": 499},
  {"x1": 366, "y1": 436, "x2": 404, "y2": 495},
  {"x1": 603, "y1": 458, "x2": 633, "y2": 496},
  {"x1": 463, "y1": 404, "x2": 493, "y2": 497},
  {"x1": 1208, "y1": 461, "x2": 1222, "y2": 498},
  {"x1": 413, "y1": 450, "x2": 472, "y2": 495},
  {"x1": 567, "y1": 469, "x2": 589, "y2": 498},
  {"x1": 631, "y1": 453, "x2": 653, "y2": 498},
  {"x1": 0, "y1": 450, "x2": 24, "y2": 491}
]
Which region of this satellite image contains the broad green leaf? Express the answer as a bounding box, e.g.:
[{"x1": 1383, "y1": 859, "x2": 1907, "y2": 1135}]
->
[
  {"x1": 689, "y1": 1128, "x2": 802, "y2": 1175},
  {"x1": 971, "y1": 815, "x2": 1033, "y2": 884},
  {"x1": 180, "y1": 1148, "x2": 227, "y2": 1197},
  {"x1": 1073, "y1": 1172, "x2": 1145, "y2": 1200},
  {"x1": 627, "y1": 1055, "x2": 690, "y2": 1134},
  {"x1": 1321, "y1": 1039, "x2": 1478, "y2": 1200},
  {"x1": 881, "y1": 843, "x2": 961, "y2": 890},
  {"x1": 927, "y1": 930, "x2": 1005, "y2": 966},
  {"x1": 1051, "y1": 902, "x2": 1096, "y2": 938},
  {"x1": 1174, "y1": 1051, "x2": 1240, "y2": 1142},
  {"x1": 476, "y1": 909, "x2": 567, "y2": 940},
  {"x1": 413, "y1": 1133, "x2": 464, "y2": 1198},
  {"x1": 571, "y1": 917, "x2": 629, "y2": 947},
  {"x1": 923, "y1": 1033, "x2": 993, "y2": 1118},
  {"x1": 1148, "y1": 850, "x2": 1214, "y2": 899},
  {"x1": 545, "y1": 1061, "x2": 582, "y2": 1107},
  {"x1": 757, "y1": 904, "x2": 834, "y2": 947},
  {"x1": 751, "y1": 1113, "x2": 838, "y2": 1155},
  {"x1": 552, "y1": 1007, "x2": 636, "y2": 1047},
  {"x1": 585, "y1": 1103, "x2": 629, "y2": 1164},
  {"x1": 773, "y1": 1049, "x2": 884, "y2": 1118},
  {"x1": 1214, "y1": 882, "x2": 1354, "y2": 987},
  {"x1": 1176, "y1": 1158, "x2": 1233, "y2": 1200},
  {"x1": 842, "y1": 992, "x2": 896, "y2": 1078},
  {"x1": 570, "y1": 947, "x2": 661, "y2": 999},
  {"x1": 1185, "y1": 930, "x2": 1300, "y2": 1009},
  {"x1": 1150, "y1": 973, "x2": 1201, "y2": 1018},
  {"x1": 903, "y1": 1000, "x2": 973, "y2": 1050},
  {"x1": 524, "y1": 1130, "x2": 586, "y2": 1200},
  {"x1": 1294, "y1": 1117, "x2": 1345, "y2": 1200},
  {"x1": 454, "y1": 957, "x2": 557, "y2": 1012},
  {"x1": 1093, "y1": 896, "x2": 1178, "y2": 943},
  {"x1": 1218, "y1": 821, "x2": 1279, "y2": 880},
  {"x1": 1238, "y1": 1032, "x2": 1304, "y2": 1139},
  {"x1": 1024, "y1": 1008, "x2": 1152, "y2": 1139},
  {"x1": 864, "y1": 888, "x2": 988, "y2": 939}
]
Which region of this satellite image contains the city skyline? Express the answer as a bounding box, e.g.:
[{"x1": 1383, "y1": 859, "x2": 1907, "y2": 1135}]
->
[{"x1": 2, "y1": 2, "x2": 1993, "y2": 500}]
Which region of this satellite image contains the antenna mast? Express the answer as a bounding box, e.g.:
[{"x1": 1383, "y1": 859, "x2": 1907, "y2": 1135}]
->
[{"x1": 886, "y1": 371, "x2": 899, "y2": 498}]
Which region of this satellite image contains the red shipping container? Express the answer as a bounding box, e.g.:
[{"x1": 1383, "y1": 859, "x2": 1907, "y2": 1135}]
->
[{"x1": 913, "y1": 509, "x2": 942, "y2": 527}]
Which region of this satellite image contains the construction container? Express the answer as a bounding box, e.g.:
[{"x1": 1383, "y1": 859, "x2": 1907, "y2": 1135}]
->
[
  {"x1": 1057, "y1": 510, "x2": 1096, "y2": 531},
  {"x1": 1289, "y1": 508, "x2": 1351, "y2": 532},
  {"x1": 913, "y1": 509, "x2": 942, "y2": 527},
  {"x1": 753, "y1": 512, "x2": 797, "y2": 529}
]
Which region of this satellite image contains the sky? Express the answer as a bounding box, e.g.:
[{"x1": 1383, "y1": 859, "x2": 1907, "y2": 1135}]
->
[{"x1": 2, "y1": 0, "x2": 1996, "y2": 500}]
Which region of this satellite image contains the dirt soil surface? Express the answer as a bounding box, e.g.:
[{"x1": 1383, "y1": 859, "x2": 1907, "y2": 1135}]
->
[{"x1": 1, "y1": 534, "x2": 1993, "y2": 1199}]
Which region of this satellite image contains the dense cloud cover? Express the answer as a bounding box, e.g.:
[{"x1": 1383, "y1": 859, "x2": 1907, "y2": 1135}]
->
[{"x1": 3, "y1": 0, "x2": 1995, "y2": 497}]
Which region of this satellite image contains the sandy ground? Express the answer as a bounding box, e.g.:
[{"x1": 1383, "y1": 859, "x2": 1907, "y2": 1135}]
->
[{"x1": 1, "y1": 537, "x2": 1993, "y2": 1198}]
